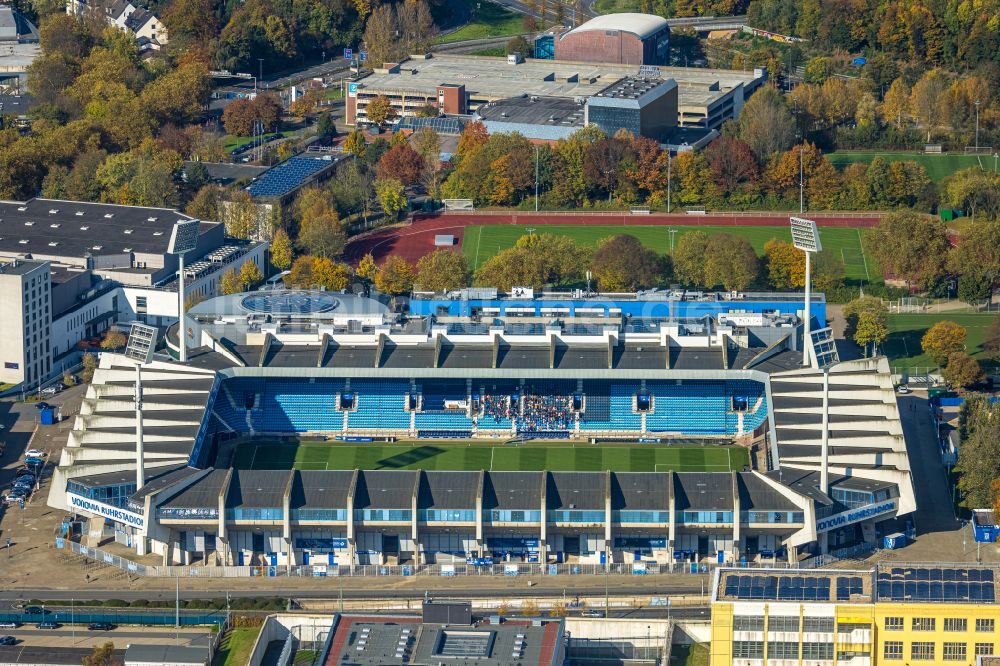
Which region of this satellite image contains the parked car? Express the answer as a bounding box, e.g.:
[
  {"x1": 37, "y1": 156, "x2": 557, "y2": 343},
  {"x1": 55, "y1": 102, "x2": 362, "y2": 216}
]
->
[
  {"x1": 581, "y1": 610, "x2": 604, "y2": 618},
  {"x1": 23, "y1": 457, "x2": 43, "y2": 466},
  {"x1": 35, "y1": 621, "x2": 59, "y2": 629},
  {"x1": 0, "y1": 636, "x2": 16, "y2": 645},
  {"x1": 39, "y1": 384, "x2": 63, "y2": 396},
  {"x1": 0, "y1": 621, "x2": 19, "y2": 629},
  {"x1": 897, "y1": 385, "x2": 910, "y2": 394},
  {"x1": 24, "y1": 449, "x2": 46, "y2": 458},
  {"x1": 14, "y1": 467, "x2": 33, "y2": 478},
  {"x1": 21, "y1": 607, "x2": 49, "y2": 615},
  {"x1": 33, "y1": 402, "x2": 50, "y2": 411},
  {"x1": 12, "y1": 482, "x2": 33, "y2": 494},
  {"x1": 4, "y1": 491, "x2": 27, "y2": 504},
  {"x1": 88, "y1": 622, "x2": 115, "y2": 631}
]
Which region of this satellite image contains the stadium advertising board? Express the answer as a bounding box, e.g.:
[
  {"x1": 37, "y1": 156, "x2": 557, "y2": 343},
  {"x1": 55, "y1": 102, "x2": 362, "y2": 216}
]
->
[
  {"x1": 816, "y1": 500, "x2": 896, "y2": 533},
  {"x1": 67, "y1": 493, "x2": 145, "y2": 529}
]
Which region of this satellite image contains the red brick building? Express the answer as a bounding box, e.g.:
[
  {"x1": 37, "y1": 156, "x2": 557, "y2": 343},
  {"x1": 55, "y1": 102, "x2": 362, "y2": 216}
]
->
[{"x1": 554, "y1": 13, "x2": 670, "y2": 66}]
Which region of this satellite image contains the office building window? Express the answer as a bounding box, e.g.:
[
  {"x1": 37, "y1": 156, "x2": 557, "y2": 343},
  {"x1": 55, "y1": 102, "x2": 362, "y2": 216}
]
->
[
  {"x1": 733, "y1": 616, "x2": 763, "y2": 632},
  {"x1": 978, "y1": 619, "x2": 995, "y2": 633},
  {"x1": 767, "y1": 616, "x2": 799, "y2": 632},
  {"x1": 943, "y1": 642, "x2": 966, "y2": 661},
  {"x1": 803, "y1": 617, "x2": 834, "y2": 632},
  {"x1": 913, "y1": 618, "x2": 936, "y2": 631},
  {"x1": 911, "y1": 642, "x2": 935, "y2": 660},
  {"x1": 801, "y1": 643, "x2": 833, "y2": 660},
  {"x1": 766, "y1": 642, "x2": 798, "y2": 659},
  {"x1": 732, "y1": 641, "x2": 763, "y2": 659},
  {"x1": 883, "y1": 641, "x2": 903, "y2": 660},
  {"x1": 884, "y1": 617, "x2": 904, "y2": 631},
  {"x1": 976, "y1": 643, "x2": 994, "y2": 656},
  {"x1": 944, "y1": 618, "x2": 967, "y2": 632}
]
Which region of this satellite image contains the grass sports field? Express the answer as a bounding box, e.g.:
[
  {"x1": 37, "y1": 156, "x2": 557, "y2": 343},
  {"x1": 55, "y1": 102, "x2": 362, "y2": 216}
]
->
[
  {"x1": 462, "y1": 224, "x2": 874, "y2": 282},
  {"x1": 883, "y1": 313, "x2": 997, "y2": 371},
  {"x1": 827, "y1": 151, "x2": 988, "y2": 181},
  {"x1": 231, "y1": 440, "x2": 749, "y2": 472}
]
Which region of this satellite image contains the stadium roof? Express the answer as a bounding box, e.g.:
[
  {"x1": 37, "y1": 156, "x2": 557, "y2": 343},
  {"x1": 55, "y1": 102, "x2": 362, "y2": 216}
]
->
[{"x1": 561, "y1": 13, "x2": 669, "y2": 40}]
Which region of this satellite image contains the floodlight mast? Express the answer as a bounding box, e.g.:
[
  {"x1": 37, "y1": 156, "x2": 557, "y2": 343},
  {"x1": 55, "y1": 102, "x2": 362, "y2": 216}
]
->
[
  {"x1": 168, "y1": 220, "x2": 201, "y2": 363},
  {"x1": 125, "y1": 323, "x2": 157, "y2": 491},
  {"x1": 789, "y1": 217, "x2": 822, "y2": 367}
]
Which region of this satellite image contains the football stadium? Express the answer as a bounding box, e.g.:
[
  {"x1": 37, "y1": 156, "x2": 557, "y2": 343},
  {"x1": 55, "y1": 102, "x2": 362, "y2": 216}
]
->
[{"x1": 47, "y1": 287, "x2": 914, "y2": 571}]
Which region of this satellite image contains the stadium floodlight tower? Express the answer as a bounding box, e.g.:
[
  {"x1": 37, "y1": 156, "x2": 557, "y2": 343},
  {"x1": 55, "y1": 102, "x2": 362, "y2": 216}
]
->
[
  {"x1": 810, "y1": 327, "x2": 841, "y2": 497},
  {"x1": 124, "y1": 322, "x2": 158, "y2": 491},
  {"x1": 168, "y1": 219, "x2": 201, "y2": 363},
  {"x1": 790, "y1": 216, "x2": 822, "y2": 367}
]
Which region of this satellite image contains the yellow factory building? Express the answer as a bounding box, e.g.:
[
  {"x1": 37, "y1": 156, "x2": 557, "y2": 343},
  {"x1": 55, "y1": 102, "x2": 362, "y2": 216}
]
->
[{"x1": 711, "y1": 564, "x2": 1000, "y2": 665}]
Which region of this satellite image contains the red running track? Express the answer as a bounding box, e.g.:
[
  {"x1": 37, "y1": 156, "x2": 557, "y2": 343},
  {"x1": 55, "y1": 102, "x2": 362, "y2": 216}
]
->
[{"x1": 345, "y1": 211, "x2": 883, "y2": 265}]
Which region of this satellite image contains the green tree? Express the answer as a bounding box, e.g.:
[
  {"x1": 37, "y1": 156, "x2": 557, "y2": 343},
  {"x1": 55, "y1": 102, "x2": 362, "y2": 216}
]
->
[
  {"x1": 415, "y1": 249, "x2": 470, "y2": 292},
  {"x1": 239, "y1": 260, "x2": 263, "y2": 289},
  {"x1": 514, "y1": 233, "x2": 589, "y2": 287},
  {"x1": 375, "y1": 178, "x2": 407, "y2": 219},
  {"x1": 864, "y1": 210, "x2": 951, "y2": 289},
  {"x1": 344, "y1": 129, "x2": 367, "y2": 157},
  {"x1": 921, "y1": 320, "x2": 967, "y2": 364},
  {"x1": 81, "y1": 353, "x2": 98, "y2": 383},
  {"x1": 296, "y1": 214, "x2": 346, "y2": 259},
  {"x1": 220, "y1": 267, "x2": 242, "y2": 295},
  {"x1": 375, "y1": 255, "x2": 415, "y2": 295},
  {"x1": 270, "y1": 228, "x2": 293, "y2": 271},
  {"x1": 942, "y1": 351, "x2": 984, "y2": 390},
  {"x1": 100, "y1": 326, "x2": 126, "y2": 350},
  {"x1": 853, "y1": 311, "x2": 889, "y2": 357},
  {"x1": 222, "y1": 190, "x2": 261, "y2": 240},
  {"x1": 591, "y1": 234, "x2": 668, "y2": 291},
  {"x1": 673, "y1": 231, "x2": 711, "y2": 287},
  {"x1": 356, "y1": 253, "x2": 378, "y2": 281},
  {"x1": 186, "y1": 184, "x2": 224, "y2": 221},
  {"x1": 365, "y1": 95, "x2": 397, "y2": 126},
  {"x1": 311, "y1": 257, "x2": 351, "y2": 291},
  {"x1": 738, "y1": 86, "x2": 796, "y2": 162},
  {"x1": 955, "y1": 397, "x2": 1000, "y2": 507},
  {"x1": 764, "y1": 239, "x2": 805, "y2": 290},
  {"x1": 83, "y1": 642, "x2": 122, "y2": 666},
  {"x1": 843, "y1": 295, "x2": 888, "y2": 344},
  {"x1": 957, "y1": 272, "x2": 993, "y2": 307},
  {"x1": 507, "y1": 35, "x2": 533, "y2": 60}
]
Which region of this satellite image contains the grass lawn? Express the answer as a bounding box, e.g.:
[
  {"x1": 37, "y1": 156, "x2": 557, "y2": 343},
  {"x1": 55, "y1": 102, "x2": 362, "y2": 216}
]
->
[
  {"x1": 670, "y1": 643, "x2": 710, "y2": 666},
  {"x1": 467, "y1": 46, "x2": 507, "y2": 56},
  {"x1": 883, "y1": 312, "x2": 997, "y2": 372},
  {"x1": 224, "y1": 129, "x2": 298, "y2": 153},
  {"x1": 827, "y1": 151, "x2": 987, "y2": 181},
  {"x1": 232, "y1": 440, "x2": 749, "y2": 472},
  {"x1": 462, "y1": 224, "x2": 874, "y2": 282},
  {"x1": 435, "y1": 0, "x2": 524, "y2": 44},
  {"x1": 212, "y1": 628, "x2": 262, "y2": 666},
  {"x1": 593, "y1": 0, "x2": 641, "y2": 12}
]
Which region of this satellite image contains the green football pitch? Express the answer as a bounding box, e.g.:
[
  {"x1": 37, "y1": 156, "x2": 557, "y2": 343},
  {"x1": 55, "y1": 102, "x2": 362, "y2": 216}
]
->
[
  {"x1": 231, "y1": 440, "x2": 749, "y2": 472},
  {"x1": 462, "y1": 224, "x2": 874, "y2": 283},
  {"x1": 826, "y1": 151, "x2": 988, "y2": 181},
  {"x1": 882, "y1": 312, "x2": 998, "y2": 371}
]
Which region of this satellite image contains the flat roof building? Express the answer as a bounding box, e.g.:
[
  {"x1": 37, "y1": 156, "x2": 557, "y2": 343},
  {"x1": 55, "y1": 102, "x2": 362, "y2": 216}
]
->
[{"x1": 346, "y1": 54, "x2": 765, "y2": 133}]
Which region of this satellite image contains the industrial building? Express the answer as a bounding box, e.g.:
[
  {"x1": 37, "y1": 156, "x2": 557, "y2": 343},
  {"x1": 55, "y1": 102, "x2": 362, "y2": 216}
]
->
[
  {"x1": 46, "y1": 286, "x2": 914, "y2": 569},
  {"x1": 0, "y1": 5, "x2": 39, "y2": 94},
  {"x1": 0, "y1": 198, "x2": 265, "y2": 388},
  {"x1": 711, "y1": 564, "x2": 1000, "y2": 665},
  {"x1": 346, "y1": 54, "x2": 765, "y2": 137},
  {"x1": 553, "y1": 13, "x2": 671, "y2": 66}
]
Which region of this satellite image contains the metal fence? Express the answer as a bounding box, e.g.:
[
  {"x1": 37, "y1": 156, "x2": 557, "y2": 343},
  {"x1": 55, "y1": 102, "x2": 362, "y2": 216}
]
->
[{"x1": 0, "y1": 609, "x2": 227, "y2": 626}]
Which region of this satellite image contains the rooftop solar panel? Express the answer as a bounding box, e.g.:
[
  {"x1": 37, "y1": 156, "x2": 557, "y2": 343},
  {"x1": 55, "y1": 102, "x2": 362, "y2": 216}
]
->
[{"x1": 246, "y1": 156, "x2": 335, "y2": 198}]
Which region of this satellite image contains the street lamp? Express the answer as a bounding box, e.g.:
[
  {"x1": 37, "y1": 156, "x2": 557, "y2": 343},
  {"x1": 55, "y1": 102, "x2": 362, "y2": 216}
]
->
[
  {"x1": 975, "y1": 100, "x2": 980, "y2": 152},
  {"x1": 534, "y1": 144, "x2": 539, "y2": 212},
  {"x1": 666, "y1": 151, "x2": 672, "y2": 213},
  {"x1": 790, "y1": 217, "x2": 821, "y2": 367}
]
